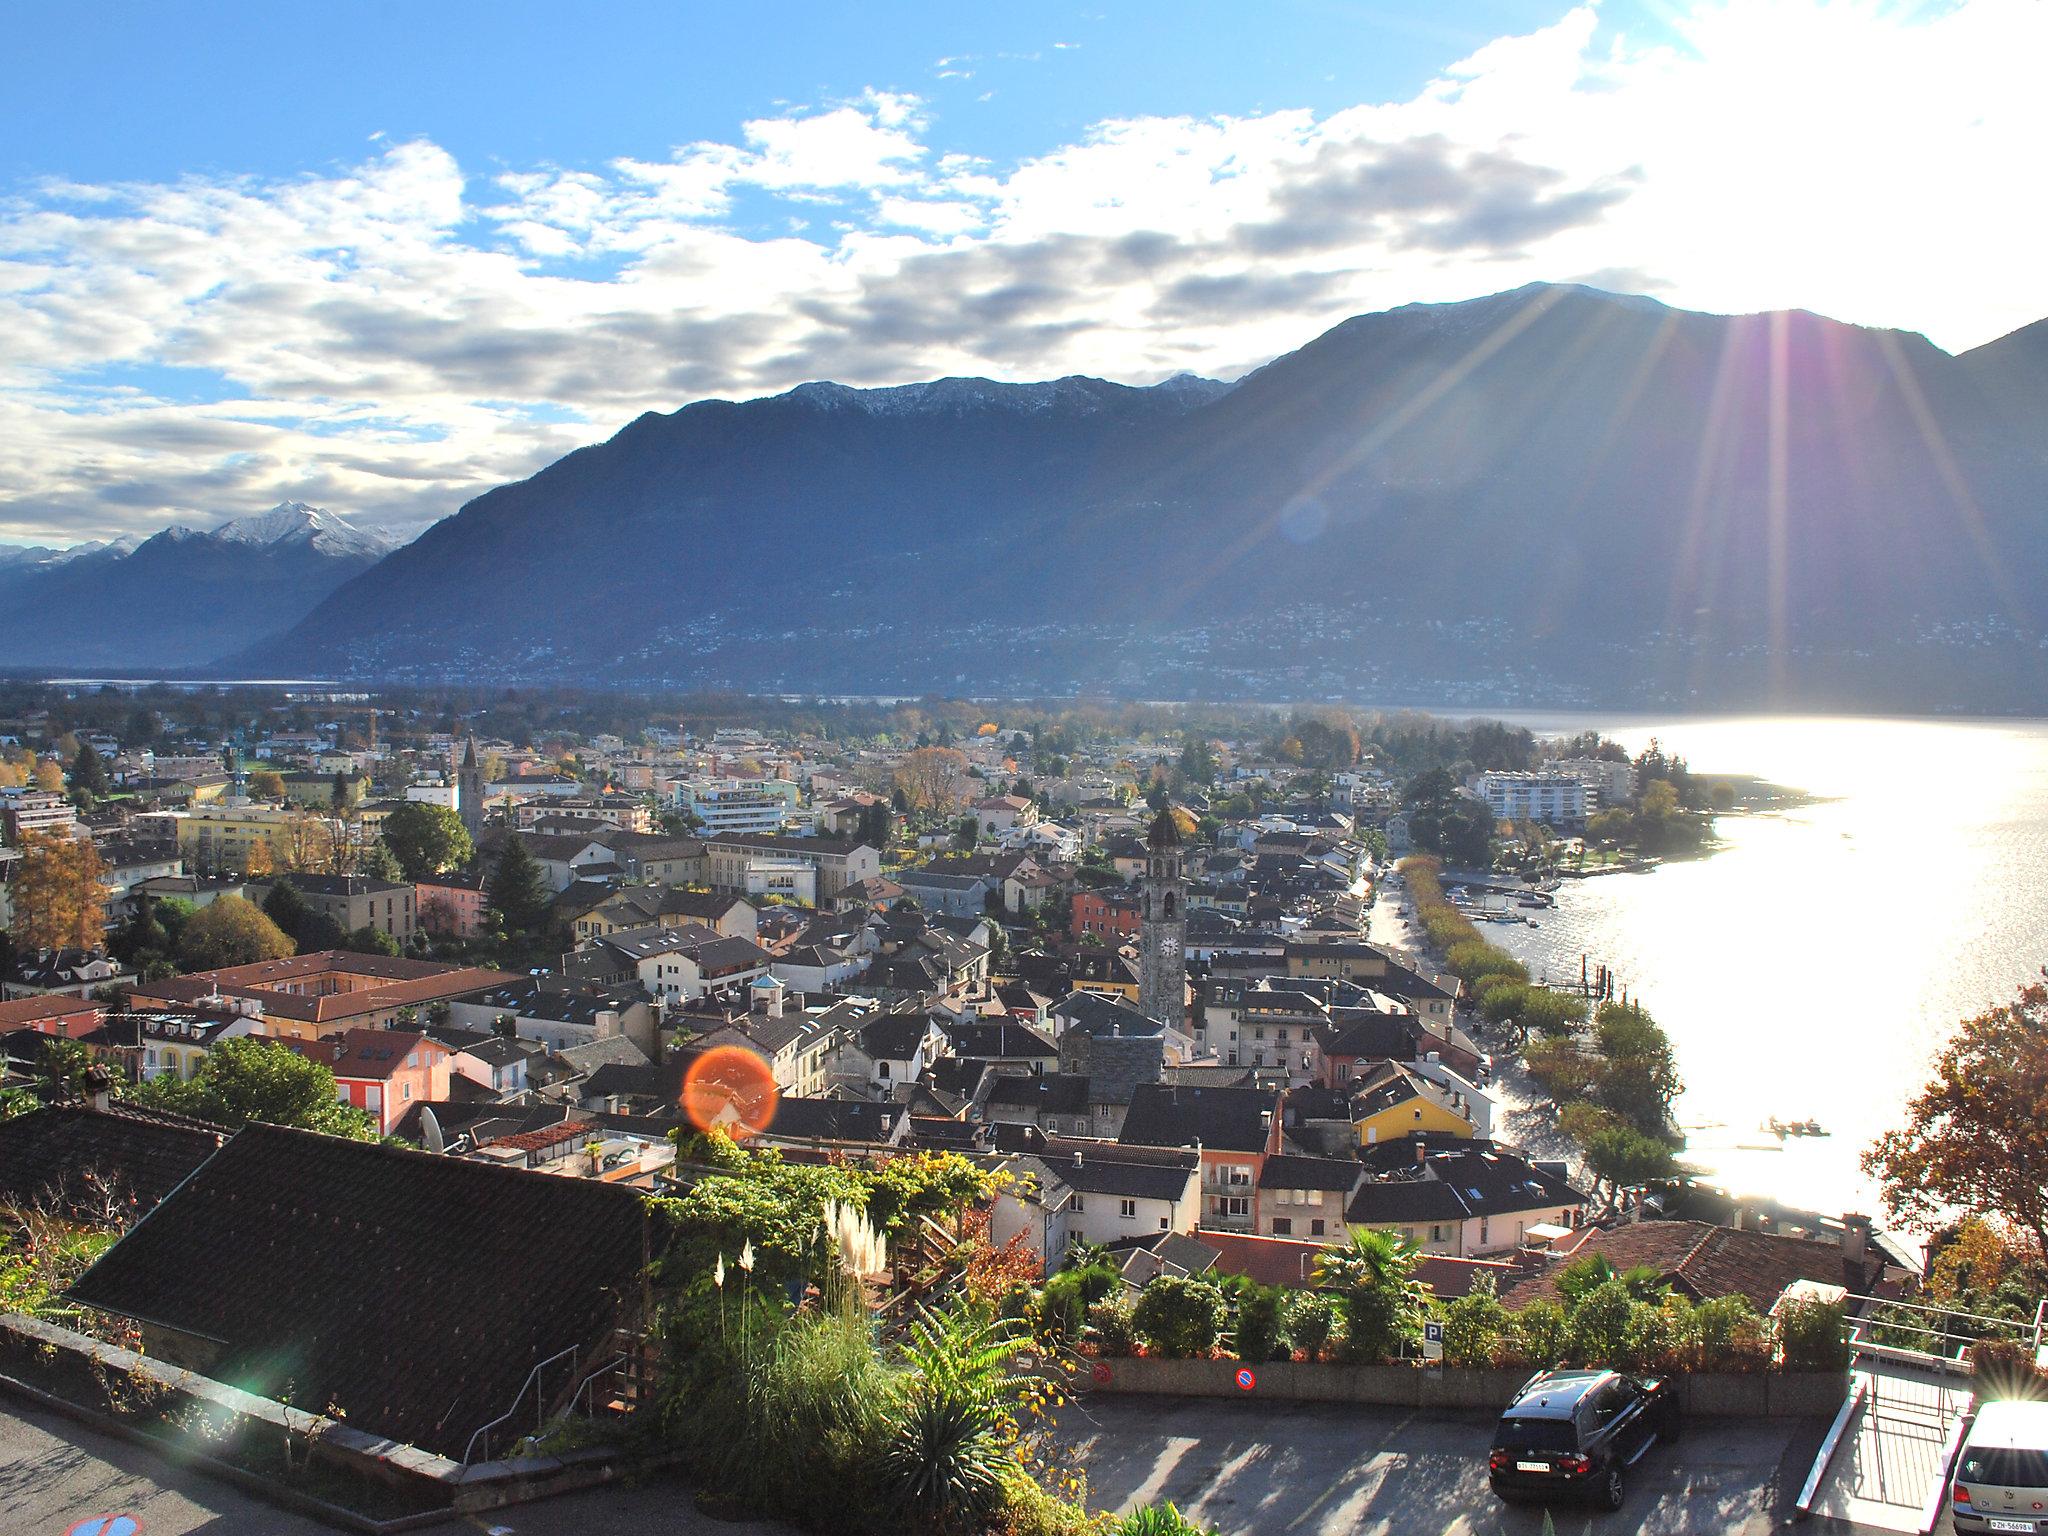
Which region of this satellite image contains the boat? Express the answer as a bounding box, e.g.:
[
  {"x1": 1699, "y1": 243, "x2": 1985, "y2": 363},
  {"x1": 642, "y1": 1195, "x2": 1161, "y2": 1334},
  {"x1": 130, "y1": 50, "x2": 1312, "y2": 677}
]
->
[{"x1": 1764, "y1": 1117, "x2": 1831, "y2": 1138}]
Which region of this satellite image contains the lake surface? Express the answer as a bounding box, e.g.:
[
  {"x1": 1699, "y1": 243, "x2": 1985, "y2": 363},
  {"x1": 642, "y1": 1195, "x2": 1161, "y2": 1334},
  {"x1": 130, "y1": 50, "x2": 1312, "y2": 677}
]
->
[{"x1": 1478, "y1": 714, "x2": 2048, "y2": 1220}]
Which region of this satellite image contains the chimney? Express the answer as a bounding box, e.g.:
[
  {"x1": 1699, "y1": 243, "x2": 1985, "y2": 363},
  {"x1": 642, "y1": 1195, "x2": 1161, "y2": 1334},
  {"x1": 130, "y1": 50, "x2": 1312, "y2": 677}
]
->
[
  {"x1": 1413, "y1": 1137, "x2": 1427, "y2": 1167},
  {"x1": 1842, "y1": 1212, "x2": 1872, "y2": 1269},
  {"x1": 1074, "y1": 1150, "x2": 1085, "y2": 1169}
]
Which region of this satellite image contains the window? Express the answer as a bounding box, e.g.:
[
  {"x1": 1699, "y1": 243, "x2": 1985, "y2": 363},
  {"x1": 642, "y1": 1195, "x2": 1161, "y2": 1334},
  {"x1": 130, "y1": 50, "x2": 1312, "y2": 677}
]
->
[
  {"x1": 1119, "y1": 1199, "x2": 1137, "y2": 1219},
  {"x1": 1429, "y1": 1224, "x2": 1447, "y2": 1243},
  {"x1": 1071, "y1": 1195, "x2": 1085, "y2": 1213},
  {"x1": 1310, "y1": 1219, "x2": 1326, "y2": 1237},
  {"x1": 1224, "y1": 1196, "x2": 1250, "y2": 1217},
  {"x1": 1272, "y1": 1218, "x2": 1292, "y2": 1236}
]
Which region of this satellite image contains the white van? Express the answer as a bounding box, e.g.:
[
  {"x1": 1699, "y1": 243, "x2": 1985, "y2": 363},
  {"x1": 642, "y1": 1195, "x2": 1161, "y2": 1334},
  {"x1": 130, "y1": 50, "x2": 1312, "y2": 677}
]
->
[{"x1": 1953, "y1": 1400, "x2": 2048, "y2": 1534}]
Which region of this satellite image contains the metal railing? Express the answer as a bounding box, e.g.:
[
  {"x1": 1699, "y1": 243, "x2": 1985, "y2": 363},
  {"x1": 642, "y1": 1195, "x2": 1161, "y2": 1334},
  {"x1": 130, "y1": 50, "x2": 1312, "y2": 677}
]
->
[
  {"x1": 461, "y1": 1344, "x2": 580, "y2": 1466},
  {"x1": 1839, "y1": 1290, "x2": 2045, "y2": 1375}
]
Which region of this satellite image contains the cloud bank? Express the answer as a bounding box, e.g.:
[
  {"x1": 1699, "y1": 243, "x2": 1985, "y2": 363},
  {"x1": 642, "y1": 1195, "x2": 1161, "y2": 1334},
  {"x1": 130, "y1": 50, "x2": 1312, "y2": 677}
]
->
[{"x1": 3, "y1": 0, "x2": 2044, "y2": 545}]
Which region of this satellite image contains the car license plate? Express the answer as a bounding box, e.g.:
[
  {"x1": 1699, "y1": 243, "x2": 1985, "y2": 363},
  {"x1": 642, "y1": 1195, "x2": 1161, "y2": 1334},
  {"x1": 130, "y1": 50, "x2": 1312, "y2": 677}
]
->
[
  {"x1": 1515, "y1": 1461, "x2": 1549, "y2": 1473},
  {"x1": 1986, "y1": 1520, "x2": 2033, "y2": 1533}
]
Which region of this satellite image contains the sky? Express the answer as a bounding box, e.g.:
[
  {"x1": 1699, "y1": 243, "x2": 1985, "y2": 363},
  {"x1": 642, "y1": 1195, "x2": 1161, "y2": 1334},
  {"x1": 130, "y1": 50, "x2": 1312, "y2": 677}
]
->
[{"x1": 4, "y1": 0, "x2": 2046, "y2": 548}]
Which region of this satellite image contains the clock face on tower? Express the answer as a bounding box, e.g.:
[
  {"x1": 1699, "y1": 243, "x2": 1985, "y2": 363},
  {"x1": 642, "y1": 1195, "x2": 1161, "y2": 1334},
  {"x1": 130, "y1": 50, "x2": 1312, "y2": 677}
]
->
[{"x1": 1158, "y1": 934, "x2": 1181, "y2": 969}]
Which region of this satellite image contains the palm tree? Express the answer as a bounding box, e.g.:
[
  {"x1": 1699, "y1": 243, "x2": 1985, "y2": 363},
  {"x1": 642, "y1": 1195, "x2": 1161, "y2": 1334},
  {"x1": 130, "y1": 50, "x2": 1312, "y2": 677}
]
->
[
  {"x1": 1314, "y1": 1227, "x2": 1430, "y2": 1362},
  {"x1": 1312, "y1": 1226, "x2": 1423, "y2": 1294}
]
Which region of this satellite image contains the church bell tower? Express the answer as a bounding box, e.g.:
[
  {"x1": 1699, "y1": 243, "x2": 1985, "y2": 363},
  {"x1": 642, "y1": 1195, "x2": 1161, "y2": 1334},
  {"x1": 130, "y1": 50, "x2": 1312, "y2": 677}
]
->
[{"x1": 1138, "y1": 807, "x2": 1187, "y2": 1029}]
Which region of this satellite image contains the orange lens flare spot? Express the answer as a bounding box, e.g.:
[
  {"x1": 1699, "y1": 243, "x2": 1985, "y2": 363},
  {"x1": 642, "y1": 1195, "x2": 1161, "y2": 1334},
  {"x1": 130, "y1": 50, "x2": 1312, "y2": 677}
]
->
[{"x1": 680, "y1": 1045, "x2": 779, "y2": 1138}]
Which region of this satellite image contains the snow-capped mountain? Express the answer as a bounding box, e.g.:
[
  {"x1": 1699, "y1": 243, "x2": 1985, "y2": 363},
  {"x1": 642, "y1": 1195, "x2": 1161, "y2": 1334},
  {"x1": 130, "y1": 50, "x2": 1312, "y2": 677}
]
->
[
  {"x1": 0, "y1": 501, "x2": 398, "y2": 670},
  {"x1": 204, "y1": 501, "x2": 396, "y2": 559}
]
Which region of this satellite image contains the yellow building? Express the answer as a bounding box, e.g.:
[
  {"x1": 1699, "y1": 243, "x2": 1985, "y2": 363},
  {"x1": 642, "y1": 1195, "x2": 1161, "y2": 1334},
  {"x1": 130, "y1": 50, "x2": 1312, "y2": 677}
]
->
[{"x1": 1352, "y1": 1060, "x2": 1477, "y2": 1146}]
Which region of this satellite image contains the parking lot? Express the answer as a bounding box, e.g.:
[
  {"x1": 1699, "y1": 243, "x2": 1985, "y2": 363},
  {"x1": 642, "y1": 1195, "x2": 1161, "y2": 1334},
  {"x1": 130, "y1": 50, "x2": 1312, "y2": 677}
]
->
[
  {"x1": 2, "y1": 1389, "x2": 1948, "y2": 1536},
  {"x1": 1061, "y1": 1394, "x2": 1832, "y2": 1536}
]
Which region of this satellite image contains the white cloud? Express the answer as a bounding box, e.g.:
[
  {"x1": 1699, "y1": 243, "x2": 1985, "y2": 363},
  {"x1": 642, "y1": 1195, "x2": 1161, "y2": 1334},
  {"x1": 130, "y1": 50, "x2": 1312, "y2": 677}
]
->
[{"x1": 3, "y1": 0, "x2": 2046, "y2": 546}]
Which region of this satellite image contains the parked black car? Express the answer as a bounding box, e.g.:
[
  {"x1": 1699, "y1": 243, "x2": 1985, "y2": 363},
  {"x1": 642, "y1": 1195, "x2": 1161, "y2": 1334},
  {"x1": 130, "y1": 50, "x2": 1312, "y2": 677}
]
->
[{"x1": 1488, "y1": 1368, "x2": 1680, "y2": 1510}]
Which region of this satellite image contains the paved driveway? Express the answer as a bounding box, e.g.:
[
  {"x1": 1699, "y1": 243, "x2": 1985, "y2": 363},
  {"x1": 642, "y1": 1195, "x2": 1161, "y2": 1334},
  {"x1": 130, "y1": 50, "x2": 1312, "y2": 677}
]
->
[{"x1": 1060, "y1": 1394, "x2": 1826, "y2": 1536}]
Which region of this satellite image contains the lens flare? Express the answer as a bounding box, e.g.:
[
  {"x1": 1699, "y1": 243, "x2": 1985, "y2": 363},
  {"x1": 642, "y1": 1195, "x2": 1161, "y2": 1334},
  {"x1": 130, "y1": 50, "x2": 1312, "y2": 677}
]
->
[{"x1": 680, "y1": 1045, "x2": 779, "y2": 1138}]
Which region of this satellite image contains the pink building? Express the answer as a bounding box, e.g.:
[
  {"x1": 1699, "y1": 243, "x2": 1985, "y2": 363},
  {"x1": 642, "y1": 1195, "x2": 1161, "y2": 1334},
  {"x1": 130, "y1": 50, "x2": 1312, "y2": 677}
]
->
[{"x1": 416, "y1": 873, "x2": 487, "y2": 939}]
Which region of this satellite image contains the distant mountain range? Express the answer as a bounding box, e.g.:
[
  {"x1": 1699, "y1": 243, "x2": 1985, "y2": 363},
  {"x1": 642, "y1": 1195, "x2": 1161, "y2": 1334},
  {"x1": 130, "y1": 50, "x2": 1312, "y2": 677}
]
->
[
  {"x1": 15, "y1": 284, "x2": 2048, "y2": 709},
  {"x1": 0, "y1": 502, "x2": 395, "y2": 670}
]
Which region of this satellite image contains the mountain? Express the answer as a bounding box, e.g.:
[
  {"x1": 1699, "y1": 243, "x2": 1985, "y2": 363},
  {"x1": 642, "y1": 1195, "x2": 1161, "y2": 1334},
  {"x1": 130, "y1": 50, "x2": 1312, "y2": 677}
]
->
[
  {"x1": 239, "y1": 287, "x2": 2048, "y2": 708},
  {"x1": 0, "y1": 502, "x2": 395, "y2": 671}
]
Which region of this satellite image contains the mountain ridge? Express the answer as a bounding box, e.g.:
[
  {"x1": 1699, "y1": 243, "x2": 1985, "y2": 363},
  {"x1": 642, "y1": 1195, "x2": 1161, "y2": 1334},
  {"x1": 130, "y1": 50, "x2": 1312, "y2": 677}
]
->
[{"x1": 23, "y1": 283, "x2": 2048, "y2": 710}]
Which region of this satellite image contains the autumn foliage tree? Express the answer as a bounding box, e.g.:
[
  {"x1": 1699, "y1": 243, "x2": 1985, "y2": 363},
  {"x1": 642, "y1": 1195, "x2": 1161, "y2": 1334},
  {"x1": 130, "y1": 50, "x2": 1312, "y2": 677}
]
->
[
  {"x1": 176, "y1": 895, "x2": 296, "y2": 971},
  {"x1": 894, "y1": 746, "x2": 971, "y2": 814},
  {"x1": 9, "y1": 831, "x2": 109, "y2": 950},
  {"x1": 1865, "y1": 978, "x2": 2048, "y2": 1260}
]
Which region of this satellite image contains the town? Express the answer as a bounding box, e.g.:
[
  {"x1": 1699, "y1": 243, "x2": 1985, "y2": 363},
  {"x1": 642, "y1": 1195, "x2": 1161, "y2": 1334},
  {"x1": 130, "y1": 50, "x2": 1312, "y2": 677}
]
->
[{"x1": 2, "y1": 683, "x2": 2032, "y2": 1536}]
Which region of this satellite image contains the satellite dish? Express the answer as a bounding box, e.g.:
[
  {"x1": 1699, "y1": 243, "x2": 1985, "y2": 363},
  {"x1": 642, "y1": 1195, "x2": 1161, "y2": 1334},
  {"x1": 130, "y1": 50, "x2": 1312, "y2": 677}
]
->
[{"x1": 419, "y1": 1105, "x2": 445, "y2": 1155}]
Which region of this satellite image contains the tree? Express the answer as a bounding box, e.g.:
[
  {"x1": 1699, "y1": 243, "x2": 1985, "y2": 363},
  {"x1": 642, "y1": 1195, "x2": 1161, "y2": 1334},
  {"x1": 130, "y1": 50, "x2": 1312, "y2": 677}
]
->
[
  {"x1": 9, "y1": 831, "x2": 110, "y2": 951},
  {"x1": 32, "y1": 758, "x2": 65, "y2": 793},
  {"x1": 261, "y1": 879, "x2": 343, "y2": 952},
  {"x1": 246, "y1": 768, "x2": 286, "y2": 801},
  {"x1": 275, "y1": 809, "x2": 335, "y2": 873},
  {"x1": 177, "y1": 895, "x2": 296, "y2": 971},
  {"x1": 340, "y1": 924, "x2": 401, "y2": 957},
  {"x1": 131, "y1": 1037, "x2": 375, "y2": 1139},
  {"x1": 70, "y1": 742, "x2": 110, "y2": 798},
  {"x1": 486, "y1": 835, "x2": 554, "y2": 939},
  {"x1": 1314, "y1": 1227, "x2": 1428, "y2": 1362},
  {"x1": 379, "y1": 800, "x2": 474, "y2": 881},
  {"x1": 356, "y1": 839, "x2": 405, "y2": 882},
  {"x1": 894, "y1": 747, "x2": 971, "y2": 815},
  {"x1": 1865, "y1": 978, "x2": 2048, "y2": 1259}
]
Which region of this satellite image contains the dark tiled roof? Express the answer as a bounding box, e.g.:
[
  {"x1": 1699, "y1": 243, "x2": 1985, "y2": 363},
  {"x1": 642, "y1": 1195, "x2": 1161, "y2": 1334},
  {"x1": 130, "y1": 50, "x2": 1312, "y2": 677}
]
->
[
  {"x1": 1040, "y1": 1146, "x2": 1196, "y2": 1202},
  {"x1": 1259, "y1": 1154, "x2": 1363, "y2": 1193},
  {"x1": 1345, "y1": 1178, "x2": 1471, "y2": 1225},
  {"x1": 985, "y1": 1073, "x2": 1091, "y2": 1115},
  {"x1": 1117, "y1": 1083, "x2": 1281, "y2": 1154},
  {"x1": 760, "y1": 1097, "x2": 906, "y2": 1144},
  {"x1": 0, "y1": 1101, "x2": 228, "y2": 1220},
  {"x1": 67, "y1": 1123, "x2": 648, "y2": 1458},
  {"x1": 941, "y1": 1021, "x2": 1058, "y2": 1059}
]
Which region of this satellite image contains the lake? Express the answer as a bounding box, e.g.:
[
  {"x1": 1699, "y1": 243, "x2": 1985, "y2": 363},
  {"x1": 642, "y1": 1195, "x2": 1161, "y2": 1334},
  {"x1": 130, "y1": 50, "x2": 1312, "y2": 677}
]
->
[{"x1": 1476, "y1": 714, "x2": 2048, "y2": 1220}]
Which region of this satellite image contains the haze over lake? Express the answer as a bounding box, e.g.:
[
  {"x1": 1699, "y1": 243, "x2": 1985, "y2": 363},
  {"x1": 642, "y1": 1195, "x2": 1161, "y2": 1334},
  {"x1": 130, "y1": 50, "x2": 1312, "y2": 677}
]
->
[{"x1": 1480, "y1": 713, "x2": 2048, "y2": 1221}]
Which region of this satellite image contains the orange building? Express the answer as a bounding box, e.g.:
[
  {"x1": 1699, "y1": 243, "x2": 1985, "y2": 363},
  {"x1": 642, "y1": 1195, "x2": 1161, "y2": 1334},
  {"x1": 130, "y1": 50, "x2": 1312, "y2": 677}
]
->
[
  {"x1": 129, "y1": 951, "x2": 519, "y2": 1041},
  {"x1": 286, "y1": 1029, "x2": 450, "y2": 1135}
]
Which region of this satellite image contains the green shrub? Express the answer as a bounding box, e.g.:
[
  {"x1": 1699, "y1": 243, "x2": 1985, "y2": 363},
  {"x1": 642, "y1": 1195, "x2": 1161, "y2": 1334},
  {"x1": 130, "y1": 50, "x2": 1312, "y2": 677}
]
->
[
  {"x1": 1691, "y1": 1294, "x2": 1769, "y2": 1372},
  {"x1": 1440, "y1": 1276, "x2": 1510, "y2": 1368},
  {"x1": 1087, "y1": 1294, "x2": 1136, "y2": 1358},
  {"x1": 881, "y1": 1386, "x2": 1008, "y2": 1530},
  {"x1": 1132, "y1": 1277, "x2": 1227, "y2": 1359},
  {"x1": 1037, "y1": 1262, "x2": 1118, "y2": 1345},
  {"x1": 1285, "y1": 1292, "x2": 1340, "y2": 1361},
  {"x1": 1970, "y1": 1337, "x2": 2048, "y2": 1400},
  {"x1": 1511, "y1": 1299, "x2": 1569, "y2": 1366},
  {"x1": 1776, "y1": 1295, "x2": 1849, "y2": 1372},
  {"x1": 1563, "y1": 1278, "x2": 1635, "y2": 1366},
  {"x1": 1118, "y1": 1502, "x2": 1218, "y2": 1536},
  {"x1": 1229, "y1": 1284, "x2": 1290, "y2": 1363}
]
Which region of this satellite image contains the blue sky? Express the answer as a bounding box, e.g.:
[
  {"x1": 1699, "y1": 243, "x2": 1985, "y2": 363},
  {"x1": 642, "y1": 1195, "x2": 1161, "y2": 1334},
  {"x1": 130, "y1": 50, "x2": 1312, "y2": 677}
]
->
[
  {"x1": 4, "y1": 2, "x2": 1593, "y2": 189},
  {"x1": 3, "y1": 0, "x2": 2045, "y2": 548}
]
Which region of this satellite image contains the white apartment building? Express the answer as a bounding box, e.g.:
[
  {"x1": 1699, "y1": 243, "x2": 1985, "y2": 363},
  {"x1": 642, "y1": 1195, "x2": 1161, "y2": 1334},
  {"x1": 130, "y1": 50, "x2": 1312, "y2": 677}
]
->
[
  {"x1": 674, "y1": 777, "x2": 800, "y2": 836},
  {"x1": 1470, "y1": 771, "x2": 1589, "y2": 827},
  {"x1": 1547, "y1": 756, "x2": 1637, "y2": 809}
]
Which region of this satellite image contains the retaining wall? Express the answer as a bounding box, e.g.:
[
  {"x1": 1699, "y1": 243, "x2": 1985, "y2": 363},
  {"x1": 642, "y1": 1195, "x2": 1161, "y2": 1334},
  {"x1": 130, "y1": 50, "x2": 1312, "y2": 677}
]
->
[
  {"x1": 0, "y1": 1313, "x2": 629, "y2": 1530},
  {"x1": 1080, "y1": 1354, "x2": 1846, "y2": 1418}
]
